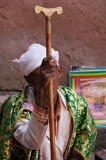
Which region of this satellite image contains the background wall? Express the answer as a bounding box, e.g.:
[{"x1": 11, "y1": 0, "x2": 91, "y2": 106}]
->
[
  {"x1": 0, "y1": 1, "x2": 106, "y2": 158},
  {"x1": 0, "y1": 0, "x2": 106, "y2": 91}
]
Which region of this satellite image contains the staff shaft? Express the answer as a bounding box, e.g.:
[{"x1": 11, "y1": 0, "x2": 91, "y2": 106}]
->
[{"x1": 46, "y1": 16, "x2": 56, "y2": 160}]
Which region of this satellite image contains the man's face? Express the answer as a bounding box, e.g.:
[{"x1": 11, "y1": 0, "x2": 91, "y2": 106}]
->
[{"x1": 25, "y1": 65, "x2": 62, "y2": 106}]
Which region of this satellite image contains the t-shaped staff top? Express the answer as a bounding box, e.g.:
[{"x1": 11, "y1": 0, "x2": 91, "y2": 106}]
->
[{"x1": 35, "y1": 5, "x2": 63, "y2": 17}]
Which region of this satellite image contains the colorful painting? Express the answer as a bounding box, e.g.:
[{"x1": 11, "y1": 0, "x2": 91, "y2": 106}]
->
[{"x1": 69, "y1": 70, "x2": 106, "y2": 127}]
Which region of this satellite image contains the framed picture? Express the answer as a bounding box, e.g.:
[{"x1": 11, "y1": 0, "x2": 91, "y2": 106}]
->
[
  {"x1": 69, "y1": 70, "x2": 106, "y2": 127},
  {"x1": 70, "y1": 65, "x2": 106, "y2": 71}
]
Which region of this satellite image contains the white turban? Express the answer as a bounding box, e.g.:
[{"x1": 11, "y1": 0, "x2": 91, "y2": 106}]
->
[{"x1": 12, "y1": 43, "x2": 59, "y2": 76}]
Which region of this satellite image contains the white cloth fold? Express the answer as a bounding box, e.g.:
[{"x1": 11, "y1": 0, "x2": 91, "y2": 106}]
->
[{"x1": 12, "y1": 43, "x2": 59, "y2": 76}]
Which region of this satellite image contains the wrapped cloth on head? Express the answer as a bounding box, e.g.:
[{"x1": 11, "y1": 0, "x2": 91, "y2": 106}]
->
[{"x1": 12, "y1": 43, "x2": 59, "y2": 76}]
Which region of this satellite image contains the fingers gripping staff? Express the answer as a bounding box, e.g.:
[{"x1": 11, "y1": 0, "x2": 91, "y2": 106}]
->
[{"x1": 34, "y1": 6, "x2": 63, "y2": 160}]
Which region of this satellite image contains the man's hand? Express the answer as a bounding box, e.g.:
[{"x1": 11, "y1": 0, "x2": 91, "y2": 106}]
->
[
  {"x1": 39, "y1": 56, "x2": 57, "y2": 90},
  {"x1": 35, "y1": 56, "x2": 58, "y2": 110}
]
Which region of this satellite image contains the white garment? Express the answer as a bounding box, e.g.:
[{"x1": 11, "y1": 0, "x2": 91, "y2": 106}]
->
[{"x1": 13, "y1": 90, "x2": 71, "y2": 160}]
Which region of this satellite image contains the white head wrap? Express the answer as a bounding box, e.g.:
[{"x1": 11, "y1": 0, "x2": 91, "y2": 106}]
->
[{"x1": 12, "y1": 43, "x2": 59, "y2": 76}]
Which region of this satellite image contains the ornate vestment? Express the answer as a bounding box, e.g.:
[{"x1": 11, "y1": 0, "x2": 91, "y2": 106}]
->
[{"x1": 0, "y1": 86, "x2": 97, "y2": 160}]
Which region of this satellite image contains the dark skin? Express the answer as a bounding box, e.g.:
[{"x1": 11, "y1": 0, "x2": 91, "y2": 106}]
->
[
  {"x1": 24, "y1": 56, "x2": 61, "y2": 110},
  {"x1": 24, "y1": 56, "x2": 84, "y2": 160}
]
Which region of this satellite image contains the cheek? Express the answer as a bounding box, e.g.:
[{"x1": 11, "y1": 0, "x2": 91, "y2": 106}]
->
[{"x1": 32, "y1": 80, "x2": 40, "y2": 92}]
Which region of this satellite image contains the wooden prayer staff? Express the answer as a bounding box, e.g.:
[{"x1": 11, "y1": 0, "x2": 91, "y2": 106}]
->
[{"x1": 34, "y1": 6, "x2": 63, "y2": 160}]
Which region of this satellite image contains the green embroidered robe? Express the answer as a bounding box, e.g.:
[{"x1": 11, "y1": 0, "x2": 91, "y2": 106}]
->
[{"x1": 0, "y1": 86, "x2": 97, "y2": 160}]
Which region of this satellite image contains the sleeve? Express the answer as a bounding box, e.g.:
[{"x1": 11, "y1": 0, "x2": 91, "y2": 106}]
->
[
  {"x1": 13, "y1": 112, "x2": 48, "y2": 150},
  {"x1": 32, "y1": 103, "x2": 49, "y2": 125}
]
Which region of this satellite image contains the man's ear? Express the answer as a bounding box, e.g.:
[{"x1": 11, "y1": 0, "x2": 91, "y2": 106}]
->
[
  {"x1": 24, "y1": 75, "x2": 29, "y2": 83},
  {"x1": 58, "y1": 65, "x2": 62, "y2": 78}
]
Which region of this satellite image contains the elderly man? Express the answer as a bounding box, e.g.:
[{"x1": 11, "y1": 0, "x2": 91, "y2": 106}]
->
[{"x1": 0, "y1": 44, "x2": 96, "y2": 160}]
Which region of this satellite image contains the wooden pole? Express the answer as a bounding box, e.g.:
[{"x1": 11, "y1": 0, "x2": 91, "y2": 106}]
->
[
  {"x1": 34, "y1": 6, "x2": 63, "y2": 160},
  {"x1": 46, "y1": 15, "x2": 56, "y2": 160}
]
